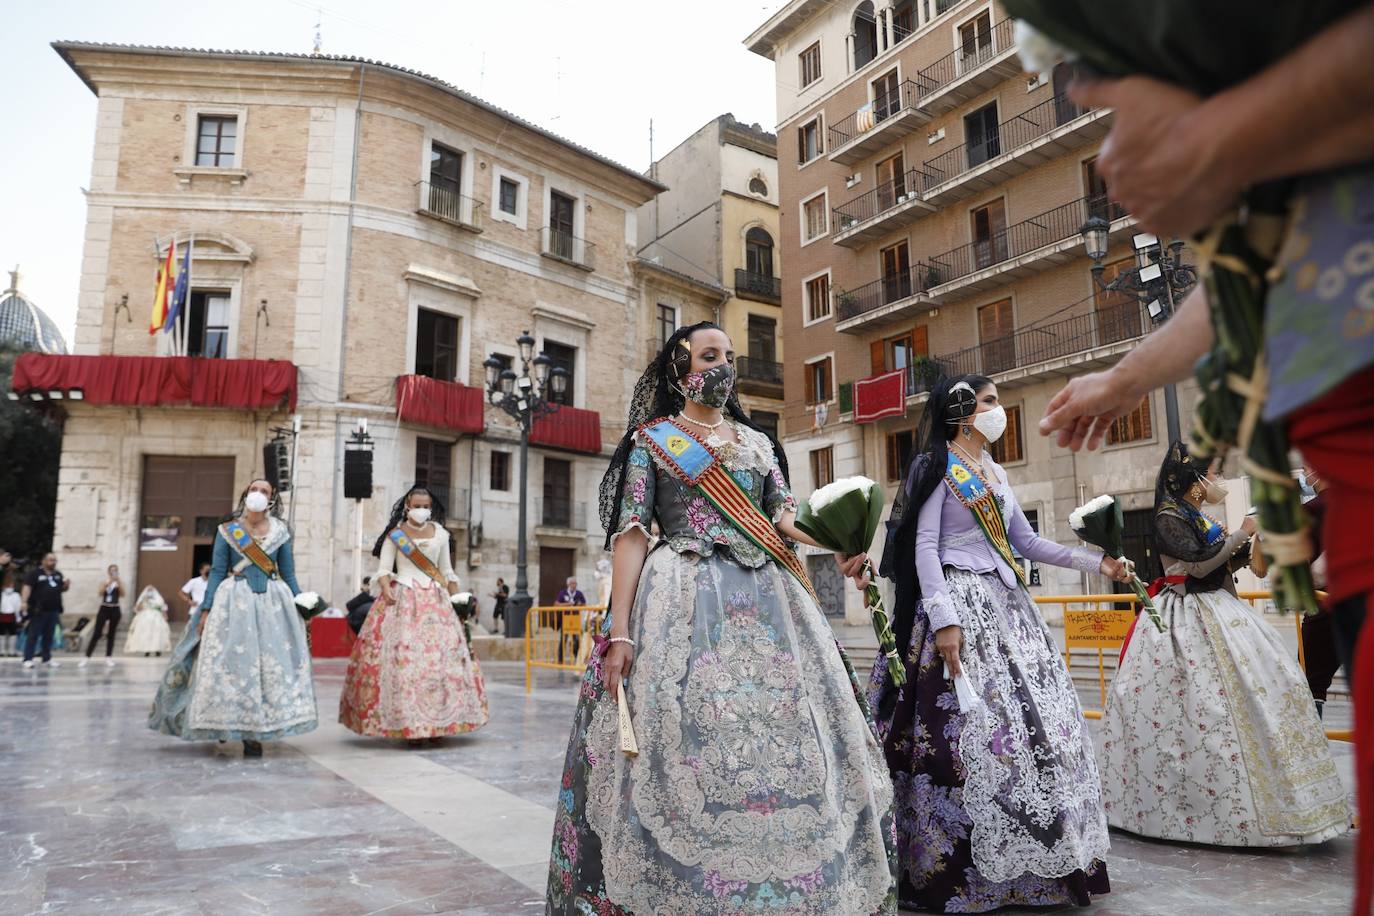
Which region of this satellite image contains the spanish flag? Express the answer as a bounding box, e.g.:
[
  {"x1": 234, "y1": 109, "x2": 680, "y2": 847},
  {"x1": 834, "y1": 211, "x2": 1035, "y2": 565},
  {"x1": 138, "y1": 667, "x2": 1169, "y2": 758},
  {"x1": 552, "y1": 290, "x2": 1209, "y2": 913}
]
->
[{"x1": 149, "y1": 241, "x2": 174, "y2": 335}]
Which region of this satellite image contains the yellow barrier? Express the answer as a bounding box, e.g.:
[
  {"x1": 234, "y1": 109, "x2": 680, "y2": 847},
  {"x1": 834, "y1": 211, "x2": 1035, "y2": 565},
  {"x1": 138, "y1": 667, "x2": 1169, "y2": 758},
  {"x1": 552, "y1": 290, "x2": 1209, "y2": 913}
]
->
[
  {"x1": 525, "y1": 605, "x2": 605, "y2": 693},
  {"x1": 1039, "y1": 590, "x2": 1349, "y2": 742}
]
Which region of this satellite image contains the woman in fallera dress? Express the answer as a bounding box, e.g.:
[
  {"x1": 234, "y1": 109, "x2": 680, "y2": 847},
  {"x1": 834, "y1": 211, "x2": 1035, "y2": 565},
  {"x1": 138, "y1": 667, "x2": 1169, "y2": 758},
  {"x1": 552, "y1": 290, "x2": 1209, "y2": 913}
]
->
[
  {"x1": 338, "y1": 485, "x2": 488, "y2": 746},
  {"x1": 123, "y1": 585, "x2": 172, "y2": 656},
  {"x1": 869, "y1": 375, "x2": 1133, "y2": 913},
  {"x1": 1098, "y1": 441, "x2": 1351, "y2": 846},
  {"x1": 546, "y1": 322, "x2": 897, "y2": 915},
  {"x1": 149, "y1": 479, "x2": 317, "y2": 757}
]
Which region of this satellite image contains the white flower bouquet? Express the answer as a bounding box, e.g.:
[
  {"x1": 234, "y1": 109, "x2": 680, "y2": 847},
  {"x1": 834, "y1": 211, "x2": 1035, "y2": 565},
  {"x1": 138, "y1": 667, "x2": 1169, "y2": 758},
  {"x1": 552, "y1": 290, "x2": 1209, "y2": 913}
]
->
[
  {"x1": 294, "y1": 591, "x2": 328, "y2": 621},
  {"x1": 449, "y1": 591, "x2": 476, "y2": 618},
  {"x1": 796, "y1": 476, "x2": 905, "y2": 685},
  {"x1": 1069, "y1": 495, "x2": 1165, "y2": 633}
]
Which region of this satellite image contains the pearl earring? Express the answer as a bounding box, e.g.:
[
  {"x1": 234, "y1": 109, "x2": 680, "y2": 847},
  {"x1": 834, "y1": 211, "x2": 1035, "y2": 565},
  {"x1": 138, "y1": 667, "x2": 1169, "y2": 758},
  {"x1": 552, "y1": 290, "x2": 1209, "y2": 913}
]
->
[{"x1": 962, "y1": 424, "x2": 973, "y2": 438}]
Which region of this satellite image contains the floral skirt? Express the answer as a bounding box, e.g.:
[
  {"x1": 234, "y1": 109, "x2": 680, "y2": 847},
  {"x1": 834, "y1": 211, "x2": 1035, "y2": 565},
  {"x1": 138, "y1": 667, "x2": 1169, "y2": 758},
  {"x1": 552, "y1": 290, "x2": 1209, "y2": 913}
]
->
[
  {"x1": 338, "y1": 582, "x2": 488, "y2": 739},
  {"x1": 149, "y1": 579, "x2": 317, "y2": 742},
  {"x1": 546, "y1": 547, "x2": 897, "y2": 915},
  {"x1": 867, "y1": 569, "x2": 1110, "y2": 914},
  {"x1": 1100, "y1": 586, "x2": 1351, "y2": 845},
  {"x1": 125, "y1": 608, "x2": 171, "y2": 654}
]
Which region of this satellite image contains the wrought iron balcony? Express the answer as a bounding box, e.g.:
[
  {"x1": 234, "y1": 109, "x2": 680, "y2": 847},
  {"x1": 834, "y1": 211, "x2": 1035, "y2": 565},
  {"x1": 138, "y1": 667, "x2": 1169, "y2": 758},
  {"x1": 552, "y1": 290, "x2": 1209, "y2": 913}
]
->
[
  {"x1": 912, "y1": 18, "x2": 1019, "y2": 115},
  {"x1": 541, "y1": 227, "x2": 596, "y2": 271},
  {"x1": 828, "y1": 79, "x2": 933, "y2": 166},
  {"x1": 733, "y1": 269, "x2": 781, "y2": 304},
  {"x1": 918, "y1": 95, "x2": 1109, "y2": 206},
  {"x1": 923, "y1": 193, "x2": 1131, "y2": 303},
  {"x1": 736, "y1": 356, "x2": 784, "y2": 397},
  {"x1": 834, "y1": 264, "x2": 940, "y2": 333},
  {"x1": 832, "y1": 167, "x2": 936, "y2": 247},
  {"x1": 417, "y1": 181, "x2": 484, "y2": 232}
]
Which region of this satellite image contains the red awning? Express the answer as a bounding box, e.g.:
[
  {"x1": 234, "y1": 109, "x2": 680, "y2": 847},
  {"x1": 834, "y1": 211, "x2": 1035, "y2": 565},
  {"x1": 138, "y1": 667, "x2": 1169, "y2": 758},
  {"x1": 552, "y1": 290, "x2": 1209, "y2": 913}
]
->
[
  {"x1": 531, "y1": 404, "x2": 602, "y2": 454},
  {"x1": 11, "y1": 354, "x2": 297, "y2": 411},
  {"x1": 854, "y1": 369, "x2": 907, "y2": 424},
  {"x1": 394, "y1": 375, "x2": 485, "y2": 435}
]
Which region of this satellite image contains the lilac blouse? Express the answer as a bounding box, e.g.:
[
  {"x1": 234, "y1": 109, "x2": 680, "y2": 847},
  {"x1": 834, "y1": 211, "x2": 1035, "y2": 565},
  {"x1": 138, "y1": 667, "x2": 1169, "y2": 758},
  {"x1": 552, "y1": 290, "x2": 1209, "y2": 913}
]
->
[{"x1": 915, "y1": 455, "x2": 1103, "y2": 631}]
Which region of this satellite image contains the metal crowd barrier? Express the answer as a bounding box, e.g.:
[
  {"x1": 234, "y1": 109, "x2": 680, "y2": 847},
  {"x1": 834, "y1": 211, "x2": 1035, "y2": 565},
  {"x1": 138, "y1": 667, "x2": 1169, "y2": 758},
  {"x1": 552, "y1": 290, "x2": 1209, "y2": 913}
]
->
[
  {"x1": 524, "y1": 605, "x2": 605, "y2": 693},
  {"x1": 1041, "y1": 590, "x2": 1351, "y2": 742}
]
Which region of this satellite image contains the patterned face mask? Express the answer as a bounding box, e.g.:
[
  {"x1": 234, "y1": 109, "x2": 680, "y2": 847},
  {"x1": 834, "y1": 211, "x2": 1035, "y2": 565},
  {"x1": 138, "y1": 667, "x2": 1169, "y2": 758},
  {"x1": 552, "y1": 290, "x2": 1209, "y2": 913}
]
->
[{"x1": 679, "y1": 363, "x2": 736, "y2": 409}]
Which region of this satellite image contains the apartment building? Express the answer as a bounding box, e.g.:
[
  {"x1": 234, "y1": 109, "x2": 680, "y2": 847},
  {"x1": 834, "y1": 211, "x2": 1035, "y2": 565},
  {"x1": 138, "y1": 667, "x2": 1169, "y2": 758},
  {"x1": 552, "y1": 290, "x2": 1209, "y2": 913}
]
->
[
  {"x1": 638, "y1": 115, "x2": 785, "y2": 435},
  {"x1": 747, "y1": 2, "x2": 1206, "y2": 622},
  {"x1": 26, "y1": 42, "x2": 663, "y2": 618}
]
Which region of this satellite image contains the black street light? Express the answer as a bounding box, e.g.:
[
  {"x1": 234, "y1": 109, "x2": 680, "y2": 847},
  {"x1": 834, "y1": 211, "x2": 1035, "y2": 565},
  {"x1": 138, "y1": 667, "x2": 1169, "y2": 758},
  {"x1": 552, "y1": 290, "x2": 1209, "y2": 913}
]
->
[
  {"x1": 1080, "y1": 220, "x2": 1199, "y2": 444},
  {"x1": 482, "y1": 330, "x2": 570, "y2": 638}
]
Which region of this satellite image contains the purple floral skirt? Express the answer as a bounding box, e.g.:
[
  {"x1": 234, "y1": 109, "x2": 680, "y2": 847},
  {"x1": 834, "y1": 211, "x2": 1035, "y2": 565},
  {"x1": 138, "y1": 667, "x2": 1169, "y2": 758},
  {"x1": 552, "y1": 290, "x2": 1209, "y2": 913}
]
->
[{"x1": 866, "y1": 569, "x2": 1110, "y2": 913}]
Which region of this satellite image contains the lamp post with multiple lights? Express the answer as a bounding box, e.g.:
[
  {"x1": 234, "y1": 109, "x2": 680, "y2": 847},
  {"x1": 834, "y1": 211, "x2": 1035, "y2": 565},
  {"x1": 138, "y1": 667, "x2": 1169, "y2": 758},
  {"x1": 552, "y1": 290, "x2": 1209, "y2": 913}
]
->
[{"x1": 481, "y1": 331, "x2": 569, "y2": 638}]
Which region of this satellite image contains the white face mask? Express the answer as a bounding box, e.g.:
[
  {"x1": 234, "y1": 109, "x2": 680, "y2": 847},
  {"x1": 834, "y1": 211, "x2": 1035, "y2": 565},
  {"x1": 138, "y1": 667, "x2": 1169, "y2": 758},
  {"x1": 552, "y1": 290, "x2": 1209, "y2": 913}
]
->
[
  {"x1": 244, "y1": 491, "x2": 270, "y2": 513},
  {"x1": 407, "y1": 507, "x2": 432, "y2": 525},
  {"x1": 972, "y1": 405, "x2": 1008, "y2": 444},
  {"x1": 1203, "y1": 478, "x2": 1229, "y2": 504}
]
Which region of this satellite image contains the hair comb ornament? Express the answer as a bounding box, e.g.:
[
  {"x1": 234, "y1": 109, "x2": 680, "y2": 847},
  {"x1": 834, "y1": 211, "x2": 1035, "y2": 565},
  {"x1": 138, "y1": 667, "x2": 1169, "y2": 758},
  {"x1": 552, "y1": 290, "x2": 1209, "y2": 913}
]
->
[{"x1": 945, "y1": 381, "x2": 979, "y2": 423}]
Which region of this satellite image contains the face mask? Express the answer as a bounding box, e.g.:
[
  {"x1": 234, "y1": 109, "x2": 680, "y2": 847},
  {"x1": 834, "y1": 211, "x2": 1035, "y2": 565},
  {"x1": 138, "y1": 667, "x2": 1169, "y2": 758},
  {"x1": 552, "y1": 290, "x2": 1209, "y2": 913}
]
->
[
  {"x1": 1203, "y1": 478, "x2": 1229, "y2": 504},
  {"x1": 244, "y1": 491, "x2": 270, "y2": 513},
  {"x1": 679, "y1": 363, "x2": 736, "y2": 409},
  {"x1": 408, "y1": 507, "x2": 432, "y2": 525},
  {"x1": 972, "y1": 405, "x2": 1008, "y2": 443}
]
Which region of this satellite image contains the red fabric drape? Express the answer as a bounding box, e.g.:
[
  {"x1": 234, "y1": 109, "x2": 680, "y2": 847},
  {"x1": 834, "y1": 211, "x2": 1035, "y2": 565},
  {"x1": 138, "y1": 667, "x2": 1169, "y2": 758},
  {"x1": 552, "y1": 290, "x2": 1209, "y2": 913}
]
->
[
  {"x1": 11, "y1": 354, "x2": 296, "y2": 411},
  {"x1": 531, "y1": 404, "x2": 602, "y2": 454},
  {"x1": 394, "y1": 375, "x2": 484, "y2": 435},
  {"x1": 854, "y1": 369, "x2": 907, "y2": 424}
]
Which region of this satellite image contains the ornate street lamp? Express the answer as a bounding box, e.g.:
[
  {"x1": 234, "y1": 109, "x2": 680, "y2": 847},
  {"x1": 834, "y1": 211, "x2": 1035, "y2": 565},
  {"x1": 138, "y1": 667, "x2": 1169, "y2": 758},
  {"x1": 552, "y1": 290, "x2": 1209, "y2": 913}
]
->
[
  {"x1": 482, "y1": 331, "x2": 569, "y2": 638},
  {"x1": 1080, "y1": 221, "x2": 1199, "y2": 444}
]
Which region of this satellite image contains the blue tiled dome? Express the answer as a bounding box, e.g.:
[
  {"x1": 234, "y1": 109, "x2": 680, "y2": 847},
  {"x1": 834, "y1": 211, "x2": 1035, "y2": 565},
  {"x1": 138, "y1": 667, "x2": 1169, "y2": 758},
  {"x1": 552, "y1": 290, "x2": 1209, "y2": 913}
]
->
[{"x1": 0, "y1": 270, "x2": 67, "y2": 354}]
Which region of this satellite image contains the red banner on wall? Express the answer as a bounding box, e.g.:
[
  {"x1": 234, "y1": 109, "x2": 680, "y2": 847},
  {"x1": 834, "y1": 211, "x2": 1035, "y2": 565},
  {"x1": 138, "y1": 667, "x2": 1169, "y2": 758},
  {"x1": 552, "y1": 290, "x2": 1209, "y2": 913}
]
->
[
  {"x1": 394, "y1": 374, "x2": 484, "y2": 435},
  {"x1": 11, "y1": 354, "x2": 297, "y2": 410},
  {"x1": 854, "y1": 369, "x2": 907, "y2": 424}
]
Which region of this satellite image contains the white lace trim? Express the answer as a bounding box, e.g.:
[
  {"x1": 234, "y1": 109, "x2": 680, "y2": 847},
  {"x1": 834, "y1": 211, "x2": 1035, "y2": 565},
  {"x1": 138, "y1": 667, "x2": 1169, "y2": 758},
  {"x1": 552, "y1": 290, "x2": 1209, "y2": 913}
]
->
[
  {"x1": 609, "y1": 520, "x2": 653, "y2": 551},
  {"x1": 1069, "y1": 546, "x2": 1104, "y2": 575}
]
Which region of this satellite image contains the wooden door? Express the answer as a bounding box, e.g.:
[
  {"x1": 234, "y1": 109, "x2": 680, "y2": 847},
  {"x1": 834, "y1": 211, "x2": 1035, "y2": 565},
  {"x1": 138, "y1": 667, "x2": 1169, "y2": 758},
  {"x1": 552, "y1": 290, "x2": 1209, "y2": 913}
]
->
[
  {"x1": 978, "y1": 298, "x2": 1015, "y2": 374},
  {"x1": 964, "y1": 103, "x2": 1000, "y2": 168},
  {"x1": 137, "y1": 456, "x2": 235, "y2": 623},
  {"x1": 880, "y1": 241, "x2": 912, "y2": 304},
  {"x1": 543, "y1": 457, "x2": 572, "y2": 527},
  {"x1": 549, "y1": 191, "x2": 576, "y2": 258},
  {"x1": 875, "y1": 152, "x2": 906, "y2": 211},
  {"x1": 1083, "y1": 157, "x2": 1112, "y2": 220},
  {"x1": 537, "y1": 547, "x2": 576, "y2": 607},
  {"x1": 971, "y1": 199, "x2": 1008, "y2": 268}
]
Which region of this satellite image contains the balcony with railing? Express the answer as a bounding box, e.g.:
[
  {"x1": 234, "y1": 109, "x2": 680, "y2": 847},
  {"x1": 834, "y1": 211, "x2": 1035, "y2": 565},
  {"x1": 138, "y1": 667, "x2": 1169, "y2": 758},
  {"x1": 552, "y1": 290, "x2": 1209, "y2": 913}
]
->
[
  {"x1": 416, "y1": 181, "x2": 484, "y2": 233},
  {"x1": 834, "y1": 264, "x2": 939, "y2": 334},
  {"x1": 418, "y1": 486, "x2": 470, "y2": 523},
  {"x1": 736, "y1": 355, "x2": 784, "y2": 398},
  {"x1": 912, "y1": 18, "x2": 1020, "y2": 116},
  {"x1": 832, "y1": 166, "x2": 937, "y2": 248},
  {"x1": 535, "y1": 497, "x2": 588, "y2": 533},
  {"x1": 918, "y1": 95, "x2": 1110, "y2": 206},
  {"x1": 541, "y1": 227, "x2": 596, "y2": 271},
  {"x1": 733, "y1": 268, "x2": 782, "y2": 305},
  {"x1": 923, "y1": 193, "x2": 1132, "y2": 303},
  {"x1": 828, "y1": 79, "x2": 933, "y2": 166}
]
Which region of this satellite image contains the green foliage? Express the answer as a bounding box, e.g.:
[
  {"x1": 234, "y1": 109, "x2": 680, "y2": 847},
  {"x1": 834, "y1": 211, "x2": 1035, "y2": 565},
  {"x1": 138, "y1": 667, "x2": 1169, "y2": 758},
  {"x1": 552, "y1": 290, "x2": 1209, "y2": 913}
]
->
[{"x1": 0, "y1": 346, "x2": 61, "y2": 562}]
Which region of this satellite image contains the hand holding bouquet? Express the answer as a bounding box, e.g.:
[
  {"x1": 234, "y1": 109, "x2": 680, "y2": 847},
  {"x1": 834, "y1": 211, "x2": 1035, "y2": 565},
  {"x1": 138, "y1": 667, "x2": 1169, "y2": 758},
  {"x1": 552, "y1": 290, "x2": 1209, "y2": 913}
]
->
[
  {"x1": 1070, "y1": 495, "x2": 1166, "y2": 633},
  {"x1": 795, "y1": 476, "x2": 905, "y2": 686}
]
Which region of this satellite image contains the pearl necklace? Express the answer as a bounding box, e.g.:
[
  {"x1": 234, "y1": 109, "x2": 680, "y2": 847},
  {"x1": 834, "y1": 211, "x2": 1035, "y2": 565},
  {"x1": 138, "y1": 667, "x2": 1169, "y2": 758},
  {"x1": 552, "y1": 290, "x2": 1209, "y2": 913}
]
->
[{"x1": 677, "y1": 412, "x2": 726, "y2": 431}]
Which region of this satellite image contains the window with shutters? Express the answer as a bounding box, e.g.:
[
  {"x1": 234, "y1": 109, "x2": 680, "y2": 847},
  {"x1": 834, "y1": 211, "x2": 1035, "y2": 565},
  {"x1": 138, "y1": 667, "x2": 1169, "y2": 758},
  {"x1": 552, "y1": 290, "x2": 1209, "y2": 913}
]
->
[
  {"x1": 958, "y1": 10, "x2": 994, "y2": 71},
  {"x1": 657, "y1": 303, "x2": 677, "y2": 346},
  {"x1": 886, "y1": 429, "x2": 915, "y2": 481},
  {"x1": 1107, "y1": 397, "x2": 1154, "y2": 445},
  {"x1": 1094, "y1": 257, "x2": 1142, "y2": 345},
  {"x1": 964, "y1": 102, "x2": 1000, "y2": 168},
  {"x1": 751, "y1": 410, "x2": 780, "y2": 440},
  {"x1": 802, "y1": 191, "x2": 829, "y2": 242},
  {"x1": 871, "y1": 326, "x2": 929, "y2": 394},
  {"x1": 799, "y1": 42, "x2": 822, "y2": 89},
  {"x1": 804, "y1": 356, "x2": 833, "y2": 405},
  {"x1": 747, "y1": 314, "x2": 777, "y2": 363},
  {"x1": 798, "y1": 115, "x2": 824, "y2": 163},
  {"x1": 415, "y1": 308, "x2": 460, "y2": 381},
  {"x1": 977, "y1": 298, "x2": 1015, "y2": 374},
  {"x1": 805, "y1": 272, "x2": 832, "y2": 323},
  {"x1": 989, "y1": 404, "x2": 1024, "y2": 464},
  {"x1": 490, "y1": 450, "x2": 511, "y2": 491},
  {"x1": 544, "y1": 340, "x2": 577, "y2": 406},
  {"x1": 810, "y1": 446, "x2": 835, "y2": 489},
  {"x1": 971, "y1": 198, "x2": 1008, "y2": 267},
  {"x1": 414, "y1": 438, "x2": 453, "y2": 506}
]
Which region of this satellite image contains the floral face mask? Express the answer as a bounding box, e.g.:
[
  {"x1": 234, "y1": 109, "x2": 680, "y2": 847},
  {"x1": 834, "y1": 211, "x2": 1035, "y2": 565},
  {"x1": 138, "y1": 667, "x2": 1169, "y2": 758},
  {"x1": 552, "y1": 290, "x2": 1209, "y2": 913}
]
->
[{"x1": 679, "y1": 363, "x2": 736, "y2": 409}]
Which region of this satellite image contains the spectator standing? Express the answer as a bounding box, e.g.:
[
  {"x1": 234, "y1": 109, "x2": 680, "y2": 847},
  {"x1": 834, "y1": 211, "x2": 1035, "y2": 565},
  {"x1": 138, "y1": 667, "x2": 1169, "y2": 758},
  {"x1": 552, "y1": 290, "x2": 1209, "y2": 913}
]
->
[
  {"x1": 555, "y1": 577, "x2": 585, "y2": 606},
  {"x1": 490, "y1": 577, "x2": 508, "y2": 628},
  {"x1": 80, "y1": 564, "x2": 124, "y2": 668},
  {"x1": 22, "y1": 552, "x2": 69, "y2": 669},
  {"x1": 345, "y1": 576, "x2": 374, "y2": 636},
  {"x1": 180, "y1": 563, "x2": 211, "y2": 618},
  {"x1": 0, "y1": 576, "x2": 19, "y2": 657}
]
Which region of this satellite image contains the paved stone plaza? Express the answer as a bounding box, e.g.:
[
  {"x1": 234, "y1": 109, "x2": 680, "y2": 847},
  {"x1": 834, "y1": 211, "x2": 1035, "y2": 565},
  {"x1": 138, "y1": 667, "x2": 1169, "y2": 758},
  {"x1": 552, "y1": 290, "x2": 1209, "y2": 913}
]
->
[{"x1": 2, "y1": 652, "x2": 1356, "y2": 915}]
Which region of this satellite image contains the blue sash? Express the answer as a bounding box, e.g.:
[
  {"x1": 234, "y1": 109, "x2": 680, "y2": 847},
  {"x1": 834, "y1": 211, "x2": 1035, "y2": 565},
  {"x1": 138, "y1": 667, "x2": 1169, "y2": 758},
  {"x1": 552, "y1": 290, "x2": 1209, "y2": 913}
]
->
[
  {"x1": 640, "y1": 419, "x2": 714, "y2": 484},
  {"x1": 388, "y1": 527, "x2": 446, "y2": 587},
  {"x1": 221, "y1": 521, "x2": 277, "y2": 577},
  {"x1": 944, "y1": 453, "x2": 1027, "y2": 587}
]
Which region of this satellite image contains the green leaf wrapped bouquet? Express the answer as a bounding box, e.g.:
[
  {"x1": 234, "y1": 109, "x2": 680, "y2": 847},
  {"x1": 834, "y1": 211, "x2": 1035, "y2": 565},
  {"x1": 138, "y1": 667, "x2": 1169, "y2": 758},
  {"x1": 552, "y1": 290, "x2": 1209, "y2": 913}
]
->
[
  {"x1": 1069, "y1": 495, "x2": 1165, "y2": 632},
  {"x1": 795, "y1": 476, "x2": 905, "y2": 686}
]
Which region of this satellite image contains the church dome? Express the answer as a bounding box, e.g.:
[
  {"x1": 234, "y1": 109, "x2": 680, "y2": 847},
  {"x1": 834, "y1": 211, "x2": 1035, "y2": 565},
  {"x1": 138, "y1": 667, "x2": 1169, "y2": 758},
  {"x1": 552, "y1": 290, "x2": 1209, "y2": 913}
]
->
[{"x1": 0, "y1": 268, "x2": 68, "y2": 354}]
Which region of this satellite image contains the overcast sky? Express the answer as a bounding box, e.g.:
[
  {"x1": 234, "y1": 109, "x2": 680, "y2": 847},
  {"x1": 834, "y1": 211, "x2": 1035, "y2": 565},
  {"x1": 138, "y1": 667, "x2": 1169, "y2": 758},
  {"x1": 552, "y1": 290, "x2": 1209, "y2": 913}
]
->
[{"x1": 0, "y1": 0, "x2": 782, "y2": 345}]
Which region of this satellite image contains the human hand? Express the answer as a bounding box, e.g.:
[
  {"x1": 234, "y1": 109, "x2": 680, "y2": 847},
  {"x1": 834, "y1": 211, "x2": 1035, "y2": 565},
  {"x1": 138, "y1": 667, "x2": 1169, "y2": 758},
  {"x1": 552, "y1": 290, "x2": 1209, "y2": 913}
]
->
[
  {"x1": 934, "y1": 625, "x2": 964, "y2": 678},
  {"x1": 836, "y1": 552, "x2": 871, "y2": 589},
  {"x1": 1039, "y1": 368, "x2": 1143, "y2": 451},
  {"x1": 1100, "y1": 556, "x2": 1134, "y2": 584},
  {"x1": 602, "y1": 639, "x2": 635, "y2": 700},
  {"x1": 1241, "y1": 515, "x2": 1259, "y2": 536},
  {"x1": 1070, "y1": 76, "x2": 1238, "y2": 238}
]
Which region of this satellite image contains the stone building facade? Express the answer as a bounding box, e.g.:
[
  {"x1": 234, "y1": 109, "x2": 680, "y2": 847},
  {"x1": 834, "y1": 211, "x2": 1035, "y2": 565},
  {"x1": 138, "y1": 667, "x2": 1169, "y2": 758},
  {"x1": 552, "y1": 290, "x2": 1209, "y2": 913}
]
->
[
  {"x1": 39, "y1": 42, "x2": 664, "y2": 623},
  {"x1": 746, "y1": 3, "x2": 1234, "y2": 623}
]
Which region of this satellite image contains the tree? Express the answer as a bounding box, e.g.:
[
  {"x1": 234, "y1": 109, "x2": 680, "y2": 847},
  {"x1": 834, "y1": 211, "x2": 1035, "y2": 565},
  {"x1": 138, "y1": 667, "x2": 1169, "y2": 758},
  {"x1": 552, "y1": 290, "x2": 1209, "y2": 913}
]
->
[{"x1": 0, "y1": 346, "x2": 61, "y2": 563}]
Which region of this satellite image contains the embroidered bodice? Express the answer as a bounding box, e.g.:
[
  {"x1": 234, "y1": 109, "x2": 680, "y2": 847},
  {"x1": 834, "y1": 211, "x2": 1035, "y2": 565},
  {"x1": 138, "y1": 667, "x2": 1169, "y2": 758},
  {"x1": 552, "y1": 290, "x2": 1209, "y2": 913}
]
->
[
  {"x1": 376, "y1": 524, "x2": 461, "y2": 591},
  {"x1": 611, "y1": 420, "x2": 797, "y2": 569},
  {"x1": 1155, "y1": 507, "x2": 1252, "y2": 596},
  {"x1": 202, "y1": 517, "x2": 299, "y2": 608}
]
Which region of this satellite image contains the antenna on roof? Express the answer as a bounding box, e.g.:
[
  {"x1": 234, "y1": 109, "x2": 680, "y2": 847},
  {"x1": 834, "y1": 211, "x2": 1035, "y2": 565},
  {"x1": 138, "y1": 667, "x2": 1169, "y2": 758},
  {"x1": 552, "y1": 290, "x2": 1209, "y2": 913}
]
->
[
  {"x1": 649, "y1": 119, "x2": 655, "y2": 178},
  {"x1": 312, "y1": 9, "x2": 323, "y2": 55},
  {"x1": 550, "y1": 55, "x2": 561, "y2": 123}
]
